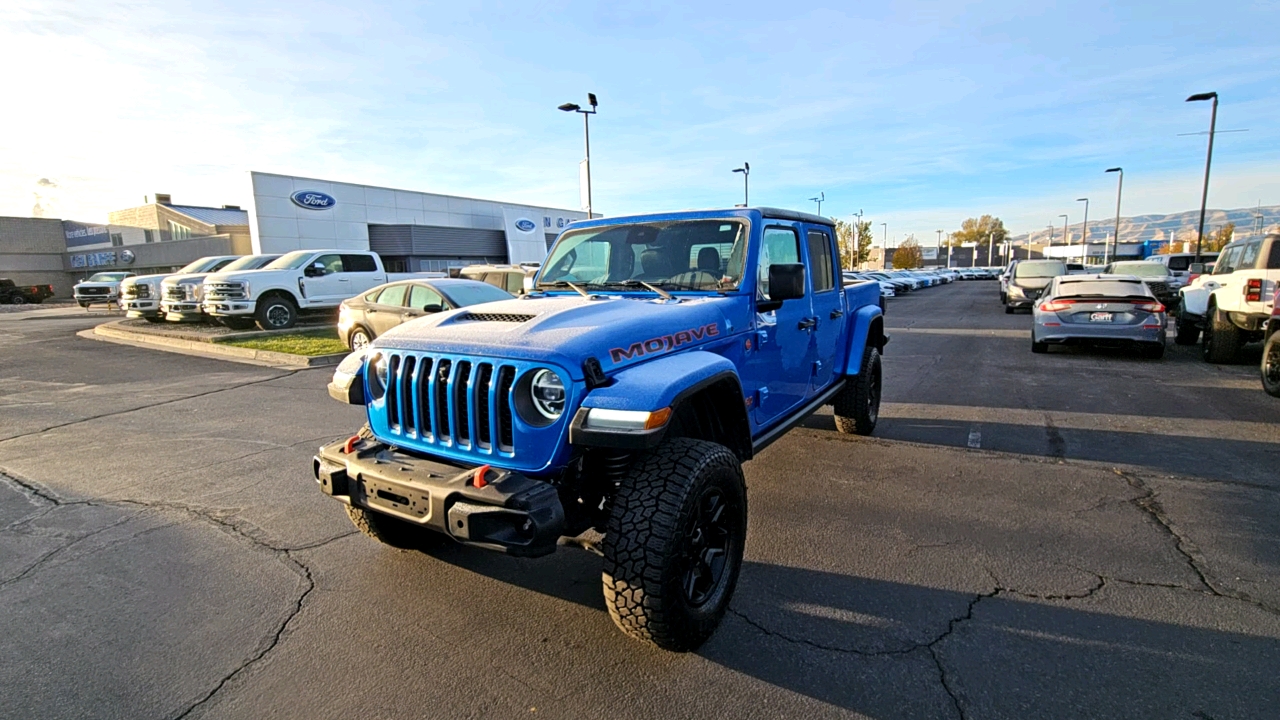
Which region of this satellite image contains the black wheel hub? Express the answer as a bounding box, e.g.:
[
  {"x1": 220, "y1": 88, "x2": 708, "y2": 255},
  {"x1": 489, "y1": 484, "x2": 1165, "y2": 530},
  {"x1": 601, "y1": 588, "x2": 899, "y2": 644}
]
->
[
  {"x1": 1265, "y1": 342, "x2": 1280, "y2": 384},
  {"x1": 679, "y1": 488, "x2": 737, "y2": 607}
]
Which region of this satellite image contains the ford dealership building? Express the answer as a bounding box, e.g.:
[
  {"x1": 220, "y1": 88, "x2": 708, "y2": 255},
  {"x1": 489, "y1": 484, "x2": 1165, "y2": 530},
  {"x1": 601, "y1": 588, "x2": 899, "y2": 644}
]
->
[{"x1": 247, "y1": 171, "x2": 587, "y2": 272}]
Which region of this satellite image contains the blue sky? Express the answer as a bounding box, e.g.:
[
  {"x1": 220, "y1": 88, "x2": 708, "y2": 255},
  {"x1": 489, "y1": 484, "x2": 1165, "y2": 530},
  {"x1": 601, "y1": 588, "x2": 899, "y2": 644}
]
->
[{"x1": 2, "y1": 0, "x2": 1277, "y2": 245}]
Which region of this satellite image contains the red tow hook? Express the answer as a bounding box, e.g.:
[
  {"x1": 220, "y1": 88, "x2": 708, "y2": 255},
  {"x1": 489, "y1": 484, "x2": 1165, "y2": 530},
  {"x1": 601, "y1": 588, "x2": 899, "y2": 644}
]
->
[
  {"x1": 342, "y1": 434, "x2": 361, "y2": 454},
  {"x1": 473, "y1": 464, "x2": 492, "y2": 488}
]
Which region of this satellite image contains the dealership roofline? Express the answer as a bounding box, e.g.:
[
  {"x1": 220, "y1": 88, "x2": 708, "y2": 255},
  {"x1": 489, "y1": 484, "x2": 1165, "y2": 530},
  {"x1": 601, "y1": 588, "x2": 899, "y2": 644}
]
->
[{"x1": 249, "y1": 170, "x2": 588, "y2": 216}]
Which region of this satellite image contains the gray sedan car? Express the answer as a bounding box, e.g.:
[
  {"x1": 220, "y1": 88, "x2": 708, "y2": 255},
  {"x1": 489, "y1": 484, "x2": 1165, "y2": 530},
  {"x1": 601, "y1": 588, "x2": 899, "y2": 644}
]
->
[
  {"x1": 338, "y1": 278, "x2": 514, "y2": 350},
  {"x1": 1031, "y1": 274, "x2": 1168, "y2": 359}
]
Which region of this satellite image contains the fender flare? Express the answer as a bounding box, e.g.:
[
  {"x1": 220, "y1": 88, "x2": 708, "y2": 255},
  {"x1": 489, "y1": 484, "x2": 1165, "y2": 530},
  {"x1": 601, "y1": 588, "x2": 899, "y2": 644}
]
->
[
  {"x1": 569, "y1": 351, "x2": 749, "y2": 456},
  {"x1": 842, "y1": 304, "x2": 885, "y2": 377}
]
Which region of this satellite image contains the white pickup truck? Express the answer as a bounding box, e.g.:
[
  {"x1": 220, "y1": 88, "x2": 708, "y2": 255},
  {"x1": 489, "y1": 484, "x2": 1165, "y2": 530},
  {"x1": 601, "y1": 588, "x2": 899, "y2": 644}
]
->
[
  {"x1": 1177, "y1": 234, "x2": 1280, "y2": 363},
  {"x1": 202, "y1": 250, "x2": 415, "y2": 330}
]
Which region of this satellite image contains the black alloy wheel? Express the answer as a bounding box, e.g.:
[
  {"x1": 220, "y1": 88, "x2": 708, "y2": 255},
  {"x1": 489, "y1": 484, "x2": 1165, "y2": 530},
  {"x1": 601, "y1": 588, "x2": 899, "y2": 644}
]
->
[{"x1": 678, "y1": 488, "x2": 738, "y2": 607}]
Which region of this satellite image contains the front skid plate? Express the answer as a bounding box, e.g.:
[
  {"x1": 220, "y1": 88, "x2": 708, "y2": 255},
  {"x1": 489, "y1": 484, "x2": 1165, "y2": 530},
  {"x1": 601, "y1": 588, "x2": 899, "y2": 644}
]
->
[{"x1": 313, "y1": 436, "x2": 565, "y2": 557}]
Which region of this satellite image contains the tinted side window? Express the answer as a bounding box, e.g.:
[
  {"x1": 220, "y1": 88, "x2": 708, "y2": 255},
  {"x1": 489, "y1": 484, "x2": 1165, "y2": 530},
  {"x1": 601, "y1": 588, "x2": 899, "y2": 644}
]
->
[
  {"x1": 806, "y1": 230, "x2": 836, "y2": 293},
  {"x1": 504, "y1": 272, "x2": 524, "y2": 294},
  {"x1": 408, "y1": 284, "x2": 444, "y2": 310},
  {"x1": 482, "y1": 273, "x2": 507, "y2": 290},
  {"x1": 1166, "y1": 256, "x2": 1190, "y2": 272},
  {"x1": 342, "y1": 254, "x2": 378, "y2": 272},
  {"x1": 759, "y1": 227, "x2": 801, "y2": 298},
  {"x1": 1268, "y1": 240, "x2": 1280, "y2": 270},
  {"x1": 375, "y1": 284, "x2": 408, "y2": 306},
  {"x1": 1215, "y1": 246, "x2": 1241, "y2": 274},
  {"x1": 1239, "y1": 241, "x2": 1262, "y2": 269}
]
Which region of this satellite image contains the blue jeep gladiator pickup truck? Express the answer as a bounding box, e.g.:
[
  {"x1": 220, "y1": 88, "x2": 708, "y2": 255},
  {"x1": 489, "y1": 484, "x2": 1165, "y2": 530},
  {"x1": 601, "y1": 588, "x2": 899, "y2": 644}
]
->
[{"x1": 316, "y1": 207, "x2": 886, "y2": 650}]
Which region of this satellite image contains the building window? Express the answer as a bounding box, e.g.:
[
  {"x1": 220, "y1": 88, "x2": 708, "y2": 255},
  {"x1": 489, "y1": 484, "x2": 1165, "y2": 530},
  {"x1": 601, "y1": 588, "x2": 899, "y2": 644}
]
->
[
  {"x1": 144, "y1": 229, "x2": 155, "y2": 244},
  {"x1": 110, "y1": 233, "x2": 123, "y2": 247},
  {"x1": 168, "y1": 221, "x2": 191, "y2": 241}
]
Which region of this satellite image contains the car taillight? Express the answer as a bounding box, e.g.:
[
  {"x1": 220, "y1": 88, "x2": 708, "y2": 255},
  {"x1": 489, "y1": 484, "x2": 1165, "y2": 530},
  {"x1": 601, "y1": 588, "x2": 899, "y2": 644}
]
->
[
  {"x1": 1133, "y1": 301, "x2": 1166, "y2": 313},
  {"x1": 1245, "y1": 278, "x2": 1262, "y2": 302},
  {"x1": 1039, "y1": 300, "x2": 1077, "y2": 312}
]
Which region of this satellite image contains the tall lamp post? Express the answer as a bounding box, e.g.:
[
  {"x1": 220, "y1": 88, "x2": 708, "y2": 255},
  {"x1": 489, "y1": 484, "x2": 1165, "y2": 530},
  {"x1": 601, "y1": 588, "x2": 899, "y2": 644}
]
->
[
  {"x1": 1059, "y1": 214, "x2": 1068, "y2": 254},
  {"x1": 809, "y1": 192, "x2": 825, "y2": 215},
  {"x1": 1077, "y1": 198, "x2": 1089, "y2": 265},
  {"x1": 936, "y1": 229, "x2": 943, "y2": 267},
  {"x1": 881, "y1": 223, "x2": 888, "y2": 269},
  {"x1": 732, "y1": 162, "x2": 749, "y2": 206},
  {"x1": 1187, "y1": 92, "x2": 1218, "y2": 264},
  {"x1": 558, "y1": 93, "x2": 598, "y2": 218},
  {"x1": 1047, "y1": 223, "x2": 1055, "y2": 245},
  {"x1": 1105, "y1": 167, "x2": 1123, "y2": 264}
]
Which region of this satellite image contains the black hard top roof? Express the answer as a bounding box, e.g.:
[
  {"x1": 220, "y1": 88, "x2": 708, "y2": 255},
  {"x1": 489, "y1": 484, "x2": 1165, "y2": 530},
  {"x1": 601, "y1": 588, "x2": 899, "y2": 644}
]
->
[{"x1": 755, "y1": 207, "x2": 836, "y2": 226}]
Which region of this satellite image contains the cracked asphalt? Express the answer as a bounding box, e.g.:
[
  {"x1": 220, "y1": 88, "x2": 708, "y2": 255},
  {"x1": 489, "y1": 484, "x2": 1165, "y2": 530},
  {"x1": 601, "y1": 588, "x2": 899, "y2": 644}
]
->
[{"x1": 2, "y1": 283, "x2": 1278, "y2": 719}]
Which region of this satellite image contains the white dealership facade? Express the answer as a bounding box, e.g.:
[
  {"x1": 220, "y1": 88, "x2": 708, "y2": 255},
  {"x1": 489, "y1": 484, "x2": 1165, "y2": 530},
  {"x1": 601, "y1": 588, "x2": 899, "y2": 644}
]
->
[{"x1": 247, "y1": 171, "x2": 587, "y2": 272}]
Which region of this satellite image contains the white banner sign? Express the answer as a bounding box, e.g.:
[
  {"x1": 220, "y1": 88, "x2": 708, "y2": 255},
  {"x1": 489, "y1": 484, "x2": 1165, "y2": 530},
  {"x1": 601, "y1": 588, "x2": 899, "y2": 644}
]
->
[
  {"x1": 921, "y1": 247, "x2": 939, "y2": 260},
  {"x1": 502, "y1": 208, "x2": 549, "y2": 264}
]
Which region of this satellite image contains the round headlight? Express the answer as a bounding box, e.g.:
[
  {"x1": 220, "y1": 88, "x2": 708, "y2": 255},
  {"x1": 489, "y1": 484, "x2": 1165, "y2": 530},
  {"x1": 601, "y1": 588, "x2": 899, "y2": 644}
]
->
[
  {"x1": 530, "y1": 369, "x2": 565, "y2": 420},
  {"x1": 369, "y1": 352, "x2": 388, "y2": 398}
]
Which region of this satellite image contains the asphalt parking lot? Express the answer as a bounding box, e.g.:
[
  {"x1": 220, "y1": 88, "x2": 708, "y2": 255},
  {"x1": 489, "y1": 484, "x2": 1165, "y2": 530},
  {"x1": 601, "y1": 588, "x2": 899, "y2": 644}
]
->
[{"x1": 2, "y1": 283, "x2": 1278, "y2": 719}]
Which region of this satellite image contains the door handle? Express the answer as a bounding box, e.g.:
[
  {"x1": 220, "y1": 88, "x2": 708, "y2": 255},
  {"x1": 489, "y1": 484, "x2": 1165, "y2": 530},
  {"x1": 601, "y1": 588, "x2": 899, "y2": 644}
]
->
[
  {"x1": 830, "y1": 309, "x2": 844, "y2": 320},
  {"x1": 798, "y1": 318, "x2": 817, "y2": 330}
]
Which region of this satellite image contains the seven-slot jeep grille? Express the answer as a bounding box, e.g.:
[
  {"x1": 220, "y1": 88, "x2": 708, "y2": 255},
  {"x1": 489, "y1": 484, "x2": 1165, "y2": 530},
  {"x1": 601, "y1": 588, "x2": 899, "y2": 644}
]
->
[{"x1": 380, "y1": 352, "x2": 518, "y2": 454}]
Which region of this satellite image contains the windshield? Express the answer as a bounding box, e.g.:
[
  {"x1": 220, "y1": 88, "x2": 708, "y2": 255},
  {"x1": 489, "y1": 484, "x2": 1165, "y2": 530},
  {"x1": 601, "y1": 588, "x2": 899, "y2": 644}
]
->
[
  {"x1": 264, "y1": 251, "x2": 315, "y2": 270},
  {"x1": 1109, "y1": 262, "x2": 1169, "y2": 278},
  {"x1": 86, "y1": 272, "x2": 130, "y2": 282},
  {"x1": 441, "y1": 282, "x2": 515, "y2": 307},
  {"x1": 1014, "y1": 261, "x2": 1066, "y2": 279},
  {"x1": 220, "y1": 254, "x2": 279, "y2": 272},
  {"x1": 1054, "y1": 279, "x2": 1151, "y2": 298},
  {"x1": 177, "y1": 256, "x2": 229, "y2": 274},
  {"x1": 539, "y1": 219, "x2": 748, "y2": 292}
]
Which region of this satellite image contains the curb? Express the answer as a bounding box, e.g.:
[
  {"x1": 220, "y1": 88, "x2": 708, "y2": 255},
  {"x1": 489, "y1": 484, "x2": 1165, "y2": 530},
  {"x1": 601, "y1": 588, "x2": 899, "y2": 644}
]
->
[{"x1": 83, "y1": 321, "x2": 348, "y2": 369}]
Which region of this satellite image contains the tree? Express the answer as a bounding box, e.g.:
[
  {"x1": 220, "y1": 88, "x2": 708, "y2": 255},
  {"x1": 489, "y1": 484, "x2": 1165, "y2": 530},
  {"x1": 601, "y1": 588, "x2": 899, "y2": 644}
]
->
[
  {"x1": 1205, "y1": 223, "x2": 1234, "y2": 252},
  {"x1": 892, "y1": 238, "x2": 923, "y2": 269},
  {"x1": 951, "y1": 215, "x2": 1009, "y2": 251},
  {"x1": 856, "y1": 219, "x2": 874, "y2": 266}
]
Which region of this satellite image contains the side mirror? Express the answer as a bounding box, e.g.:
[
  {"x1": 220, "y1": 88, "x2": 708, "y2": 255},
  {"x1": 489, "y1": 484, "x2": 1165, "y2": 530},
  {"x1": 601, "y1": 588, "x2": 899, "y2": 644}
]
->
[
  {"x1": 1188, "y1": 263, "x2": 1205, "y2": 275},
  {"x1": 758, "y1": 263, "x2": 805, "y2": 312},
  {"x1": 422, "y1": 303, "x2": 443, "y2": 313},
  {"x1": 305, "y1": 262, "x2": 326, "y2": 277}
]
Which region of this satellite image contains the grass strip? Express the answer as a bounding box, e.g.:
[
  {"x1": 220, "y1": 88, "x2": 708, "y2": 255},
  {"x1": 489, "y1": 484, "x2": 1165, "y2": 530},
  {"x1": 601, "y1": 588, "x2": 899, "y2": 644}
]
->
[{"x1": 220, "y1": 328, "x2": 348, "y2": 356}]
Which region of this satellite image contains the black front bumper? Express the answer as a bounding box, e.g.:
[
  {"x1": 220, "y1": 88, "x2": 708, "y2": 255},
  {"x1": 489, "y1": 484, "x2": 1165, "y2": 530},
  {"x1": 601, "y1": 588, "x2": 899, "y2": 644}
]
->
[{"x1": 313, "y1": 436, "x2": 564, "y2": 557}]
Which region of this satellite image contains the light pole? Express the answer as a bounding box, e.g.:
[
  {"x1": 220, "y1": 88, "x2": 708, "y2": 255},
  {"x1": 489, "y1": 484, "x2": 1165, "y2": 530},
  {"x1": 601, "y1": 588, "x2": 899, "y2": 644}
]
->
[
  {"x1": 849, "y1": 209, "x2": 863, "y2": 269},
  {"x1": 558, "y1": 93, "x2": 598, "y2": 218},
  {"x1": 732, "y1": 162, "x2": 749, "y2": 206},
  {"x1": 1047, "y1": 223, "x2": 1055, "y2": 245},
  {"x1": 987, "y1": 232, "x2": 994, "y2": 266},
  {"x1": 881, "y1": 223, "x2": 888, "y2": 269},
  {"x1": 1105, "y1": 167, "x2": 1123, "y2": 264},
  {"x1": 809, "y1": 192, "x2": 825, "y2": 215},
  {"x1": 1187, "y1": 92, "x2": 1218, "y2": 264},
  {"x1": 1059, "y1": 214, "x2": 1068, "y2": 251},
  {"x1": 1077, "y1": 198, "x2": 1089, "y2": 264},
  {"x1": 936, "y1": 229, "x2": 943, "y2": 267}
]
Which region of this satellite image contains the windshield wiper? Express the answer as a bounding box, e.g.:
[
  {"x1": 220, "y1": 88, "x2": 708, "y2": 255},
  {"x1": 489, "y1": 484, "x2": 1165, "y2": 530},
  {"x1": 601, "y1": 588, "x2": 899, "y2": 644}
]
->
[
  {"x1": 539, "y1": 280, "x2": 591, "y2": 298},
  {"x1": 589, "y1": 280, "x2": 676, "y2": 300}
]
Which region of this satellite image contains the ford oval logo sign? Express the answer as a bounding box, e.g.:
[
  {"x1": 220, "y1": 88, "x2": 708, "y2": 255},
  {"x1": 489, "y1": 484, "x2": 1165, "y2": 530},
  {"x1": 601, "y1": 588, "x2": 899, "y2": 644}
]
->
[
  {"x1": 514, "y1": 218, "x2": 537, "y2": 233},
  {"x1": 120, "y1": 249, "x2": 136, "y2": 264},
  {"x1": 291, "y1": 190, "x2": 336, "y2": 210}
]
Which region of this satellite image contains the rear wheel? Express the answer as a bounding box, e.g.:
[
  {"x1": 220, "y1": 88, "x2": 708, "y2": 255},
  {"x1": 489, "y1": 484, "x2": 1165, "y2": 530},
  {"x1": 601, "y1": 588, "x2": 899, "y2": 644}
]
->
[
  {"x1": 602, "y1": 438, "x2": 746, "y2": 652},
  {"x1": 1202, "y1": 304, "x2": 1242, "y2": 364},
  {"x1": 833, "y1": 346, "x2": 881, "y2": 435},
  {"x1": 10, "y1": 295, "x2": 26, "y2": 305},
  {"x1": 1174, "y1": 309, "x2": 1200, "y2": 345},
  {"x1": 1142, "y1": 343, "x2": 1166, "y2": 360},
  {"x1": 1031, "y1": 333, "x2": 1048, "y2": 354},
  {"x1": 1262, "y1": 332, "x2": 1280, "y2": 398}
]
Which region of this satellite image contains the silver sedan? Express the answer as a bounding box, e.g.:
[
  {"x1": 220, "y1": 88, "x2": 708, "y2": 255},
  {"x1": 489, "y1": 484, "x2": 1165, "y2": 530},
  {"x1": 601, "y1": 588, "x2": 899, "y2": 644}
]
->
[{"x1": 1031, "y1": 274, "x2": 1168, "y2": 359}]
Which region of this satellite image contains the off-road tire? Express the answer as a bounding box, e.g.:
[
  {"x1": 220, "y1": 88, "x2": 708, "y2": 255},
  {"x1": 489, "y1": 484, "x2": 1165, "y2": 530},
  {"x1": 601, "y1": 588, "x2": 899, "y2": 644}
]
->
[
  {"x1": 1262, "y1": 332, "x2": 1280, "y2": 398},
  {"x1": 833, "y1": 346, "x2": 881, "y2": 435},
  {"x1": 255, "y1": 295, "x2": 298, "y2": 331},
  {"x1": 1202, "y1": 304, "x2": 1242, "y2": 364},
  {"x1": 1174, "y1": 309, "x2": 1200, "y2": 345},
  {"x1": 602, "y1": 437, "x2": 747, "y2": 652},
  {"x1": 344, "y1": 423, "x2": 444, "y2": 549},
  {"x1": 219, "y1": 317, "x2": 257, "y2": 331}
]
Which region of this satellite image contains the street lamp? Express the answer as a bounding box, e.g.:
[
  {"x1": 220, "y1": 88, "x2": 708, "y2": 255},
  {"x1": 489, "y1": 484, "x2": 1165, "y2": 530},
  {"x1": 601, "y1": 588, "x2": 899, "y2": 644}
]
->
[
  {"x1": 1105, "y1": 168, "x2": 1123, "y2": 264},
  {"x1": 558, "y1": 92, "x2": 598, "y2": 218},
  {"x1": 881, "y1": 223, "x2": 888, "y2": 269},
  {"x1": 936, "y1": 229, "x2": 943, "y2": 266},
  {"x1": 1047, "y1": 224, "x2": 1055, "y2": 245},
  {"x1": 808, "y1": 192, "x2": 825, "y2": 215},
  {"x1": 1187, "y1": 91, "x2": 1219, "y2": 264},
  {"x1": 732, "y1": 162, "x2": 749, "y2": 206},
  {"x1": 1059, "y1": 214, "x2": 1068, "y2": 250},
  {"x1": 1077, "y1": 198, "x2": 1089, "y2": 264}
]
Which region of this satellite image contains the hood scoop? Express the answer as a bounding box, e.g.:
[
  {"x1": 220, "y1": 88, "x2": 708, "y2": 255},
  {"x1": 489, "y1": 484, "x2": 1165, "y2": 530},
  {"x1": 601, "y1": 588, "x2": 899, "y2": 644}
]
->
[{"x1": 453, "y1": 312, "x2": 537, "y2": 324}]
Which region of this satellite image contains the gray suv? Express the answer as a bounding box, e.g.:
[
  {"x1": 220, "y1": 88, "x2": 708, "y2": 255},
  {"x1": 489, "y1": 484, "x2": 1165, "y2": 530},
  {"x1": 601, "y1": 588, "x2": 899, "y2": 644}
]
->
[{"x1": 1005, "y1": 260, "x2": 1067, "y2": 313}]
